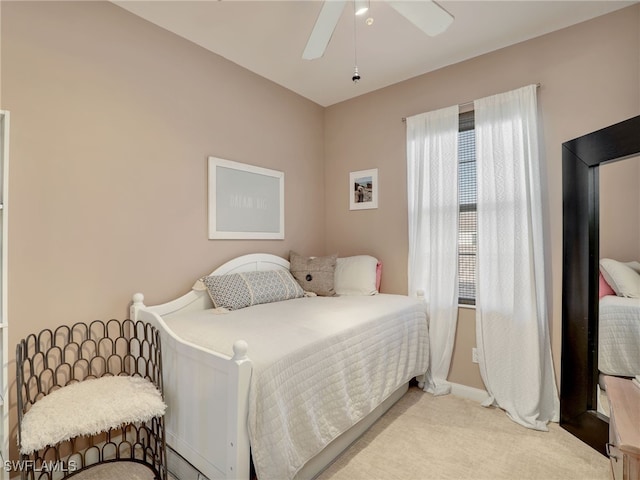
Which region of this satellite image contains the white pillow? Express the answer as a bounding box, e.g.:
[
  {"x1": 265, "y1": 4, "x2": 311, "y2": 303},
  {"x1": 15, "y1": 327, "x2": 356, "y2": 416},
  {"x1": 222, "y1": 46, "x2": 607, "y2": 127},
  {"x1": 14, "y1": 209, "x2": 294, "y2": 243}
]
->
[
  {"x1": 334, "y1": 255, "x2": 379, "y2": 296},
  {"x1": 599, "y1": 258, "x2": 640, "y2": 298},
  {"x1": 626, "y1": 260, "x2": 640, "y2": 274}
]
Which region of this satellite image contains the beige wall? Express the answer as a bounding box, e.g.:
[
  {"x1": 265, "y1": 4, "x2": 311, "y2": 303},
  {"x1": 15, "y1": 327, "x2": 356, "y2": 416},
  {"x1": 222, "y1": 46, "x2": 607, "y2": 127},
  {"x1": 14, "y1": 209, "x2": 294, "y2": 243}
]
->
[
  {"x1": 600, "y1": 155, "x2": 640, "y2": 261},
  {"x1": 324, "y1": 5, "x2": 640, "y2": 390},
  {"x1": 1, "y1": 0, "x2": 326, "y2": 319},
  {"x1": 1, "y1": 1, "x2": 325, "y2": 457},
  {"x1": 2, "y1": 0, "x2": 640, "y2": 461}
]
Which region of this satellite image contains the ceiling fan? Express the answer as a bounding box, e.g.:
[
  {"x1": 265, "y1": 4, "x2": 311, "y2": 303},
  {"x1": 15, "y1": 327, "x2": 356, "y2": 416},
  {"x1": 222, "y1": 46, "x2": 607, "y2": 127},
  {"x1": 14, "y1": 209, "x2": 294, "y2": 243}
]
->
[{"x1": 302, "y1": 0, "x2": 455, "y2": 60}]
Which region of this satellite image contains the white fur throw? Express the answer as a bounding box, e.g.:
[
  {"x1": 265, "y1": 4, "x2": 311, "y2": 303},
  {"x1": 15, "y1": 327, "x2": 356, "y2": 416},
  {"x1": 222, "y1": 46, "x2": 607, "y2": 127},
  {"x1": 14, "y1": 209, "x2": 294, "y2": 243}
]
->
[{"x1": 20, "y1": 376, "x2": 166, "y2": 455}]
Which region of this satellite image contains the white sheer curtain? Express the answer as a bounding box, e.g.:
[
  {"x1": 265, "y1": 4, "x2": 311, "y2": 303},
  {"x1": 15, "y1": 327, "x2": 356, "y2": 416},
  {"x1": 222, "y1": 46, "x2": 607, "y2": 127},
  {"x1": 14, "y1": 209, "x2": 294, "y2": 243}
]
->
[
  {"x1": 406, "y1": 105, "x2": 459, "y2": 396},
  {"x1": 474, "y1": 85, "x2": 559, "y2": 429}
]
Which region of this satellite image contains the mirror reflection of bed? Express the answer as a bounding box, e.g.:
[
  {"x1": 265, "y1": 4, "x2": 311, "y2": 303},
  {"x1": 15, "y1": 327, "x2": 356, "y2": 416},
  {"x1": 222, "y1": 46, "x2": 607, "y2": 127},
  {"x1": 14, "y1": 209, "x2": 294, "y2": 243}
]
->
[{"x1": 597, "y1": 154, "x2": 640, "y2": 417}]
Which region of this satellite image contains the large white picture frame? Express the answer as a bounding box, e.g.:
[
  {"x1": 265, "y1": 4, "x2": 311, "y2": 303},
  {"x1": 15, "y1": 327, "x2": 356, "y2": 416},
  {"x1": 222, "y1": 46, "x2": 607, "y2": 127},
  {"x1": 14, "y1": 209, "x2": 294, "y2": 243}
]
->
[{"x1": 208, "y1": 157, "x2": 284, "y2": 239}]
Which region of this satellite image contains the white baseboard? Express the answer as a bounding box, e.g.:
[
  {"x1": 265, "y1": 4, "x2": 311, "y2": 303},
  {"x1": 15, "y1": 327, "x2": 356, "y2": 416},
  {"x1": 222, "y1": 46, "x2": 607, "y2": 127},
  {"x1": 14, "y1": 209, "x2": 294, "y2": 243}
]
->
[{"x1": 449, "y1": 382, "x2": 490, "y2": 404}]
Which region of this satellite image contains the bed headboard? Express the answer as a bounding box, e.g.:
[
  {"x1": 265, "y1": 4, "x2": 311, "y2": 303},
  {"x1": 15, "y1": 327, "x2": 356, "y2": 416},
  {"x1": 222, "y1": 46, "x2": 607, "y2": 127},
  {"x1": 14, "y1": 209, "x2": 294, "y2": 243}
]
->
[
  {"x1": 133, "y1": 253, "x2": 290, "y2": 317},
  {"x1": 210, "y1": 253, "x2": 290, "y2": 276}
]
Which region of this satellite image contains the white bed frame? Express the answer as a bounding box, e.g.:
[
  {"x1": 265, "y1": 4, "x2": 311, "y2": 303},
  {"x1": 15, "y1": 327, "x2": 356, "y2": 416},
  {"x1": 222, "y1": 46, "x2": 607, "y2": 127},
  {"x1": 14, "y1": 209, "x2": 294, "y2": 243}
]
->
[{"x1": 130, "y1": 253, "x2": 412, "y2": 480}]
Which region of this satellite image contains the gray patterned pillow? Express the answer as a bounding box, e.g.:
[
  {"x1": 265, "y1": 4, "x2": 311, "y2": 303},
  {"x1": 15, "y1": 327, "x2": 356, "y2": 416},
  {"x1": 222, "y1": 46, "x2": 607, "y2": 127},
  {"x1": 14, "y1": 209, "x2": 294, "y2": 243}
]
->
[{"x1": 202, "y1": 269, "x2": 305, "y2": 310}]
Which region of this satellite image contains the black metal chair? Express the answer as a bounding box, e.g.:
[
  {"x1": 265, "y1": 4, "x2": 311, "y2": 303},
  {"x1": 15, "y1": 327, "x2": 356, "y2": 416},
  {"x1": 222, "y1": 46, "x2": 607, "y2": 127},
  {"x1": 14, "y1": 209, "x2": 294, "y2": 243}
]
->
[{"x1": 16, "y1": 319, "x2": 167, "y2": 480}]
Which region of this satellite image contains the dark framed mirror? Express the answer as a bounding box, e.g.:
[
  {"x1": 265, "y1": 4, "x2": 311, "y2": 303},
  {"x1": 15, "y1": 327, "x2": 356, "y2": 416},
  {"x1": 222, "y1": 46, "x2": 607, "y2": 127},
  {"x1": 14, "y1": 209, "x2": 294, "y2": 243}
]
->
[{"x1": 561, "y1": 114, "x2": 640, "y2": 454}]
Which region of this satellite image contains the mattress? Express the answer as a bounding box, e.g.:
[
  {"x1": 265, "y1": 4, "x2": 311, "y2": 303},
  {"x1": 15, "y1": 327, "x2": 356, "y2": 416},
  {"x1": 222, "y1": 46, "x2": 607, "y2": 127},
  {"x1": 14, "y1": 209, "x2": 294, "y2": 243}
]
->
[
  {"x1": 164, "y1": 294, "x2": 429, "y2": 480},
  {"x1": 599, "y1": 295, "x2": 640, "y2": 377}
]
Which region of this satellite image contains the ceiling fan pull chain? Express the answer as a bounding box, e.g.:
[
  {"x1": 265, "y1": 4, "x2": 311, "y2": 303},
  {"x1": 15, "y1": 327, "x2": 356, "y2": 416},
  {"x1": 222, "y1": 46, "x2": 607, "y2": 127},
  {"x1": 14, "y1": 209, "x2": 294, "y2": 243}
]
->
[{"x1": 352, "y1": 0, "x2": 361, "y2": 84}]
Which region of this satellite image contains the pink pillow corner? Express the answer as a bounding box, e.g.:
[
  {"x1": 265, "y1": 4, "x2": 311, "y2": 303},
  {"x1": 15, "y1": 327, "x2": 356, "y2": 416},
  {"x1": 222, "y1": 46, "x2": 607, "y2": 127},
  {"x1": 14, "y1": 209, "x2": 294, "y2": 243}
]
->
[
  {"x1": 375, "y1": 262, "x2": 382, "y2": 291},
  {"x1": 598, "y1": 272, "x2": 615, "y2": 299}
]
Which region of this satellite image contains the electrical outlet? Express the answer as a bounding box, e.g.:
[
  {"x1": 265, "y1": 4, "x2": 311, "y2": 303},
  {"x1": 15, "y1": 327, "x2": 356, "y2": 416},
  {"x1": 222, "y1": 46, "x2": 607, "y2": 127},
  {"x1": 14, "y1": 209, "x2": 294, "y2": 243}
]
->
[{"x1": 472, "y1": 347, "x2": 479, "y2": 364}]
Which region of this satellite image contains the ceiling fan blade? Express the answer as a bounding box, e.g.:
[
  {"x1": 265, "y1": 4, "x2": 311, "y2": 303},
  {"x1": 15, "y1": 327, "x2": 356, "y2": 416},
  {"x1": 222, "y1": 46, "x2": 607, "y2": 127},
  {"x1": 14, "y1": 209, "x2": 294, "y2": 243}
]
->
[
  {"x1": 387, "y1": 0, "x2": 454, "y2": 37},
  {"x1": 302, "y1": 0, "x2": 347, "y2": 60}
]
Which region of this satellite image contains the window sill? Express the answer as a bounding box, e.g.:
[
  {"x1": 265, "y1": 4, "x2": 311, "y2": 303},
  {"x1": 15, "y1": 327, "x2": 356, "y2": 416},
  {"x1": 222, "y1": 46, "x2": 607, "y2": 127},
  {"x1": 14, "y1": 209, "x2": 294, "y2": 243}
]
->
[{"x1": 458, "y1": 304, "x2": 476, "y2": 310}]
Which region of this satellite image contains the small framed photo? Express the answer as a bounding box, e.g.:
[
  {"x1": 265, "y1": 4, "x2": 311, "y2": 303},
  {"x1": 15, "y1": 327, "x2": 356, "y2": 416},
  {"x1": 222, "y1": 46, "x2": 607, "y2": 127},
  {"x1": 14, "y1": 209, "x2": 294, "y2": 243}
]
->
[{"x1": 349, "y1": 168, "x2": 378, "y2": 210}]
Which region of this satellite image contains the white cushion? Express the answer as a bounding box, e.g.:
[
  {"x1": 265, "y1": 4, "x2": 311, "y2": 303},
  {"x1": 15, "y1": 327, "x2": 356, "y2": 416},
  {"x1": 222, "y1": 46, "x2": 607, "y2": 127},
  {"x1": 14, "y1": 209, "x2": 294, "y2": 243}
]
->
[
  {"x1": 626, "y1": 260, "x2": 640, "y2": 274},
  {"x1": 20, "y1": 376, "x2": 166, "y2": 455},
  {"x1": 334, "y1": 255, "x2": 379, "y2": 296},
  {"x1": 600, "y1": 258, "x2": 640, "y2": 299}
]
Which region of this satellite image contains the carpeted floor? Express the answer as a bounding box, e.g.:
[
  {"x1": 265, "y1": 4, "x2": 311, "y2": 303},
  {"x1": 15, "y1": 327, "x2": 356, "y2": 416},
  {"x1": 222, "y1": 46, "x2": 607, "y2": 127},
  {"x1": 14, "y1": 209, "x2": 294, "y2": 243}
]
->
[
  {"x1": 71, "y1": 461, "x2": 157, "y2": 479},
  {"x1": 317, "y1": 386, "x2": 611, "y2": 480}
]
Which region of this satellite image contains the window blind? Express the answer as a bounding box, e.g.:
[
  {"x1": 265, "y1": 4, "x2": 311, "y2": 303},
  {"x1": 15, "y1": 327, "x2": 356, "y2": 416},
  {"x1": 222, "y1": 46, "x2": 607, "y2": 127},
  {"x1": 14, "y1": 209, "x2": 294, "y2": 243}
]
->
[{"x1": 458, "y1": 111, "x2": 476, "y2": 305}]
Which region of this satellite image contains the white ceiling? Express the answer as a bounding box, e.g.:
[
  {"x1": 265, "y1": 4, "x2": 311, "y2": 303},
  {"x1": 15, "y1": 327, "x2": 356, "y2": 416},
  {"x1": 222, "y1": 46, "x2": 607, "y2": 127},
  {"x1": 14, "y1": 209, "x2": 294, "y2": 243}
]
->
[{"x1": 114, "y1": 1, "x2": 636, "y2": 107}]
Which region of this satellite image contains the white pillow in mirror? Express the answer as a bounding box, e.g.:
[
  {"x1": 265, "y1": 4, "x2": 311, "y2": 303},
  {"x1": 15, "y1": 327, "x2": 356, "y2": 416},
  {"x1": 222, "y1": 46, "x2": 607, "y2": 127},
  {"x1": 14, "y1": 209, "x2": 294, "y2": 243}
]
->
[
  {"x1": 626, "y1": 260, "x2": 640, "y2": 274},
  {"x1": 334, "y1": 255, "x2": 379, "y2": 296},
  {"x1": 600, "y1": 258, "x2": 640, "y2": 298}
]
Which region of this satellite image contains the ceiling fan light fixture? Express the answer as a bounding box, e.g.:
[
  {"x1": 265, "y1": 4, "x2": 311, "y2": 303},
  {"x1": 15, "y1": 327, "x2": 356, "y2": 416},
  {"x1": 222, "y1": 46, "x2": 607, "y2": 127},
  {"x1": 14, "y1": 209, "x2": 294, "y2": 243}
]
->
[
  {"x1": 303, "y1": 0, "x2": 453, "y2": 61},
  {"x1": 355, "y1": 0, "x2": 369, "y2": 16}
]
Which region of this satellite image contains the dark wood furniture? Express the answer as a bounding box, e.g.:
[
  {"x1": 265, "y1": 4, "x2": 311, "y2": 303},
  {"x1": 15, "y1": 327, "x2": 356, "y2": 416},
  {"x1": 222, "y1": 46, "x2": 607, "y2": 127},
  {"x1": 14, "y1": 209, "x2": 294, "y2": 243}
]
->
[{"x1": 561, "y1": 115, "x2": 640, "y2": 454}]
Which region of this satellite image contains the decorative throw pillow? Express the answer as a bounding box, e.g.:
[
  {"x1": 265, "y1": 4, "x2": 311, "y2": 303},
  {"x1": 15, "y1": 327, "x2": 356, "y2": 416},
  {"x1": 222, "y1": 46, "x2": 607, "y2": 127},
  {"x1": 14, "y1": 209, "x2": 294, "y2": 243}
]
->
[
  {"x1": 202, "y1": 269, "x2": 304, "y2": 310},
  {"x1": 334, "y1": 255, "x2": 380, "y2": 296},
  {"x1": 600, "y1": 258, "x2": 640, "y2": 299},
  {"x1": 289, "y1": 251, "x2": 337, "y2": 296}
]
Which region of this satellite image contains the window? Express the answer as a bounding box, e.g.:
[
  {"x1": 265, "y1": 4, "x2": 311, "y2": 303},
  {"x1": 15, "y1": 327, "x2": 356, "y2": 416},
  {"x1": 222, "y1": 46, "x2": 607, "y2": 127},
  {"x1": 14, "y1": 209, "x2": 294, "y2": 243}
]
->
[{"x1": 458, "y1": 111, "x2": 476, "y2": 305}]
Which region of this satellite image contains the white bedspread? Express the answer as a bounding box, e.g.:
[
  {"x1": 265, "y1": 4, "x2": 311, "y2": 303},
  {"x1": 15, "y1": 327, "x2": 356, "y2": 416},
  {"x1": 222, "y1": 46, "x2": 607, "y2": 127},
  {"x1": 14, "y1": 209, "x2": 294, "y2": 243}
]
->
[
  {"x1": 599, "y1": 295, "x2": 640, "y2": 377},
  {"x1": 164, "y1": 294, "x2": 429, "y2": 480}
]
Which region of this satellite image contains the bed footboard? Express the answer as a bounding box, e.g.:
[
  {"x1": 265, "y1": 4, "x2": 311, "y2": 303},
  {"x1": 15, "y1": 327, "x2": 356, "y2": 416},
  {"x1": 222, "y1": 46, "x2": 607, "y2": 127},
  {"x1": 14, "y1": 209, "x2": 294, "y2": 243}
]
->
[{"x1": 131, "y1": 294, "x2": 252, "y2": 480}]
